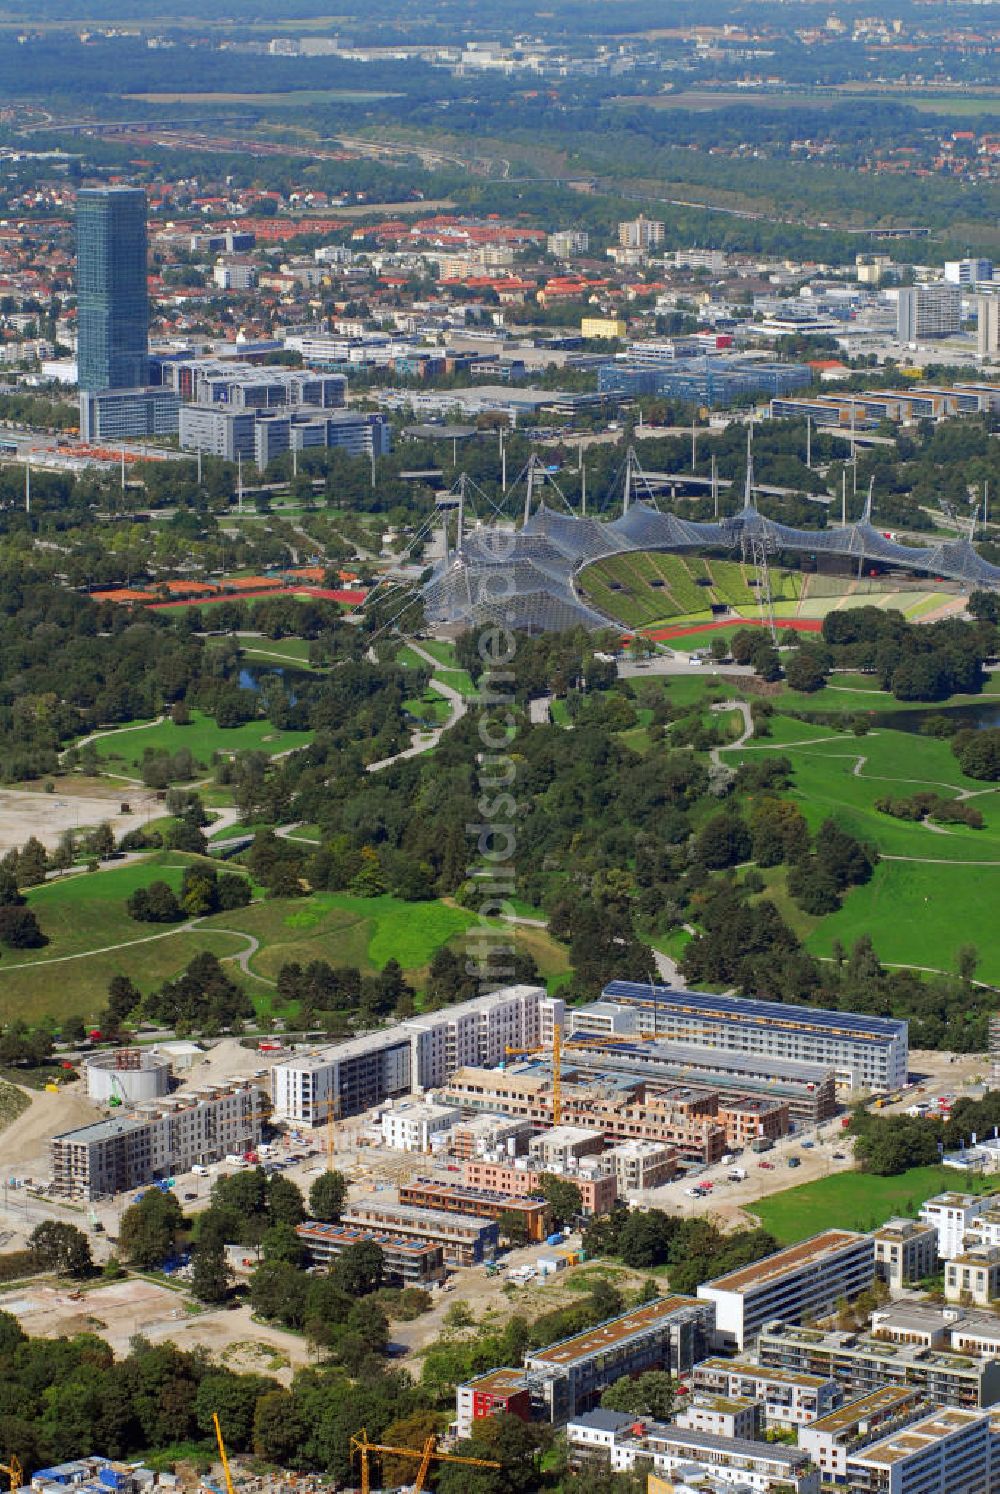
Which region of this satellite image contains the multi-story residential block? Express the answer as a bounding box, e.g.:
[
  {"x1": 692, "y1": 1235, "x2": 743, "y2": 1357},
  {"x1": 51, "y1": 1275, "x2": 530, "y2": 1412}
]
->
[
  {"x1": 439, "y1": 1067, "x2": 727, "y2": 1166},
  {"x1": 50, "y1": 1082, "x2": 265, "y2": 1199},
  {"x1": 919, "y1": 1193, "x2": 991, "y2": 1260},
  {"x1": 460, "y1": 1159, "x2": 618, "y2": 1216},
  {"x1": 528, "y1": 1125, "x2": 605, "y2": 1170},
  {"x1": 945, "y1": 1247, "x2": 1000, "y2": 1306},
  {"x1": 617, "y1": 215, "x2": 665, "y2": 250},
  {"x1": 406, "y1": 986, "x2": 562, "y2": 1089},
  {"x1": 758, "y1": 1321, "x2": 1000, "y2": 1409},
  {"x1": 340, "y1": 1198, "x2": 498, "y2": 1266},
  {"x1": 547, "y1": 230, "x2": 589, "y2": 258},
  {"x1": 398, "y1": 1178, "x2": 551, "y2": 1241},
  {"x1": 797, "y1": 1388, "x2": 930, "y2": 1486},
  {"x1": 380, "y1": 1100, "x2": 461, "y2": 1152},
  {"x1": 580, "y1": 317, "x2": 627, "y2": 339},
  {"x1": 600, "y1": 982, "x2": 908, "y2": 1093},
  {"x1": 562, "y1": 1025, "x2": 834, "y2": 1125},
  {"x1": 295, "y1": 1221, "x2": 445, "y2": 1286},
  {"x1": 599, "y1": 1139, "x2": 677, "y2": 1191},
  {"x1": 845, "y1": 1406, "x2": 991, "y2": 1494},
  {"x1": 675, "y1": 1394, "x2": 761, "y2": 1441},
  {"x1": 690, "y1": 1357, "x2": 842, "y2": 1428},
  {"x1": 698, "y1": 1231, "x2": 876, "y2": 1351},
  {"x1": 897, "y1": 283, "x2": 962, "y2": 342},
  {"x1": 213, "y1": 260, "x2": 257, "y2": 291},
  {"x1": 524, "y1": 1294, "x2": 713, "y2": 1422},
  {"x1": 456, "y1": 1369, "x2": 533, "y2": 1438},
  {"x1": 270, "y1": 985, "x2": 559, "y2": 1123},
  {"x1": 568, "y1": 1417, "x2": 820, "y2": 1494},
  {"x1": 873, "y1": 1218, "x2": 939, "y2": 1290},
  {"x1": 675, "y1": 247, "x2": 728, "y2": 273}
]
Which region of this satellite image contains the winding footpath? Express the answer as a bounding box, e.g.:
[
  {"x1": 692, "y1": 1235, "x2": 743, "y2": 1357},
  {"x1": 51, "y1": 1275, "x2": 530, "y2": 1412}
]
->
[{"x1": 367, "y1": 643, "x2": 469, "y2": 773}]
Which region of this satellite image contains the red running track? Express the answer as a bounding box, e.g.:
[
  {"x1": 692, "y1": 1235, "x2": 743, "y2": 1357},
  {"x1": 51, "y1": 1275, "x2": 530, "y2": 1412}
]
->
[{"x1": 145, "y1": 586, "x2": 367, "y2": 610}]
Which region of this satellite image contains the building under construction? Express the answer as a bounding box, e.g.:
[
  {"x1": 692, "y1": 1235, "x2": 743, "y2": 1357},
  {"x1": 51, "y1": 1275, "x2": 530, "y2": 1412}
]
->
[{"x1": 50, "y1": 1082, "x2": 265, "y2": 1199}]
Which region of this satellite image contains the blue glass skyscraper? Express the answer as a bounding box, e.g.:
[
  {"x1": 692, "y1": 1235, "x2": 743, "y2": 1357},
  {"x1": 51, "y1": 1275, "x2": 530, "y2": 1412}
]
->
[{"x1": 76, "y1": 187, "x2": 149, "y2": 392}]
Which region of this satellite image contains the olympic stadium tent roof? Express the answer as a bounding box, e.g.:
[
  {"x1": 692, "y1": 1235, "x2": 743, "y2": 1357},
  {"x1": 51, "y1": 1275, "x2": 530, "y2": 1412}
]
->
[{"x1": 421, "y1": 491, "x2": 1000, "y2": 635}]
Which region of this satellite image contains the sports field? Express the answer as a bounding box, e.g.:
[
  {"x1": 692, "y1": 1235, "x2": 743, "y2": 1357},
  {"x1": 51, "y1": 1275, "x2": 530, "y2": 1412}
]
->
[{"x1": 754, "y1": 1166, "x2": 994, "y2": 1243}]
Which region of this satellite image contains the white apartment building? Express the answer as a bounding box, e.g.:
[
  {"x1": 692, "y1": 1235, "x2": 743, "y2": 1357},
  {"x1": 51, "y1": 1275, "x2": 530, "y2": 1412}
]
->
[
  {"x1": 945, "y1": 1247, "x2": 1000, "y2": 1307},
  {"x1": 601, "y1": 1139, "x2": 677, "y2": 1192},
  {"x1": 690, "y1": 1358, "x2": 841, "y2": 1429},
  {"x1": 845, "y1": 1407, "x2": 991, "y2": 1494},
  {"x1": 270, "y1": 985, "x2": 562, "y2": 1122},
  {"x1": 618, "y1": 215, "x2": 665, "y2": 250},
  {"x1": 380, "y1": 1100, "x2": 461, "y2": 1153},
  {"x1": 548, "y1": 230, "x2": 589, "y2": 258},
  {"x1": 798, "y1": 1388, "x2": 927, "y2": 1485},
  {"x1": 698, "y1": 1230, "x2": 876, "y2": 1351},
  {"x1": 50, "y1": 1082, "x2": 265, "y2": 1199},
  {"x1": 919, "y1": 1193, "x2": 991, "y2": 1260},
  {"x1": 873, "y1": 1218, "x2": 939, "y2": 1290}
]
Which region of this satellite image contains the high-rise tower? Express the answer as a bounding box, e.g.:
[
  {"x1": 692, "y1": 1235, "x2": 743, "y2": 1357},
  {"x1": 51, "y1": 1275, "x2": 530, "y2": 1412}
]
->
[{"x1": 76, "y1": 186, "x2": 149, "y2": 393}]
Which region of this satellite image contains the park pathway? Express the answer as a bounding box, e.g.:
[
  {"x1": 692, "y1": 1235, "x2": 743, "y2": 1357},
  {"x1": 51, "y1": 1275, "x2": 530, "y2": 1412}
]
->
[{"x1": 367, "y1": 643, "x2": 469, "y2": 773}]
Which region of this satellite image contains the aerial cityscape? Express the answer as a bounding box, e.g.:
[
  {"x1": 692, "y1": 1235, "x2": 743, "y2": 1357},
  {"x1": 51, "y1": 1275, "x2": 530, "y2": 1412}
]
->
[{"x1": 1, "y1": 1, "x2": 1000, "y2": 1492}]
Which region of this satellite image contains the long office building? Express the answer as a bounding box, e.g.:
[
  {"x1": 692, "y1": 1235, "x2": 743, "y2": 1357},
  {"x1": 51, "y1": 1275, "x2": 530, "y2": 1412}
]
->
[
  {"x1": 600, "y1": 981, "x2": 907, "y2": 1093},
  {"x1": 523, "y1": 1294, "x2": 714, "y2": 1422},
  {"x1": 697, "y1": 1231, "x2": 876, "y2": 1351},
  {"x1": 50, "y1": 1081, "x2": 264, "y2": 1199},
  {"x1": 79, "y1": 386, "x2": 180, "y2": 441},
  {"x1": 270, "y1": 985, "x2": 561, "y2": 1123},
  {"x1": 165, "y1": 360, "x2": 346, "y2": 408},
  {"x1": 758, "y1": 1321, "x2": 1000, "y2": 1409},
  {"x1": 178, "y1": 403, "x2": 391, "y2": 466},
  {"x1": 563, "y1": 1022, "x2": 836, "y2": 1124}
]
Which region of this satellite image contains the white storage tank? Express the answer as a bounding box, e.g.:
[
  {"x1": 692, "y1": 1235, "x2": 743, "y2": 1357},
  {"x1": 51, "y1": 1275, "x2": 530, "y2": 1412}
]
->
[{"x1": 85, "y1": 1048, "x2": 172, "y2": 1104}]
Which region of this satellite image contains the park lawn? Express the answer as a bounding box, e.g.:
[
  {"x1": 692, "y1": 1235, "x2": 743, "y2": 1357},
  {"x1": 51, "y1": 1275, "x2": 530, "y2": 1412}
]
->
[
  {"x1": 550, "y1": 698, "x2": 571, "y2": 726},
  {"x1": 85, "y1": 710, "x2": 313, "y2": 768},
  {"x1": 198, "y1": 892, "x2": 570, "y2": 991},
  {"x1": 414, "y1": 640, "x2": 458, "y2": 668},
  {"x1": 730, "y1": 725, "x2": 1000, "y2": 860},
  {"x1": 0, "y1": 925, "x2": 251, "y2": 1024},
  {"x1": 19, "y1": 856, "x2": 192, "y2": 960},
  {"x1": 396, "y1": 645, "x2": 430, "y2": 670},
  {"x1": 208, "y1": 820, "x2": 271, "y2": 842},
  {"x1": 403, "y1": 690, "x2": 451, "y2": 725},
  {"x1": 239, "y1": 638, "x2": 320, "y2": 668},
  {"x1": 754, "y1": 1166, "x2": 994, "y2": 1243},
  {"x1": 432, "y1": 667, "x2": 477, "y2": 697},
  {"x1": 807, "y1": 858, "x2": 1000, "y2": 982}
]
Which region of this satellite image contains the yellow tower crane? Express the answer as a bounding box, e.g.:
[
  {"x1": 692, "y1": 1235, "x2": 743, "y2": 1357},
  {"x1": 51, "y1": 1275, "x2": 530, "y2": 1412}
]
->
[
  {"x1": 212, "y1": 1414, "x2": 236, "y2": 1494},
  {"x1": 0, "y1": 1456, "x2": 22, "y2": 1494},
  {"x1": 504, "y1": 1022, "x2": 663, "y2": 1126},
  {"x1": 349, "y1": 1429, "x2": 500, "y2": 1494}
]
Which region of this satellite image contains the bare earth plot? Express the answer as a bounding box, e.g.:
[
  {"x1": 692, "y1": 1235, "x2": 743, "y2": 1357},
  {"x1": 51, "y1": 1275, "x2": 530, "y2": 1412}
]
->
[{"x1": 0, "y1": 785, "x2": 161, "y2": 856}]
